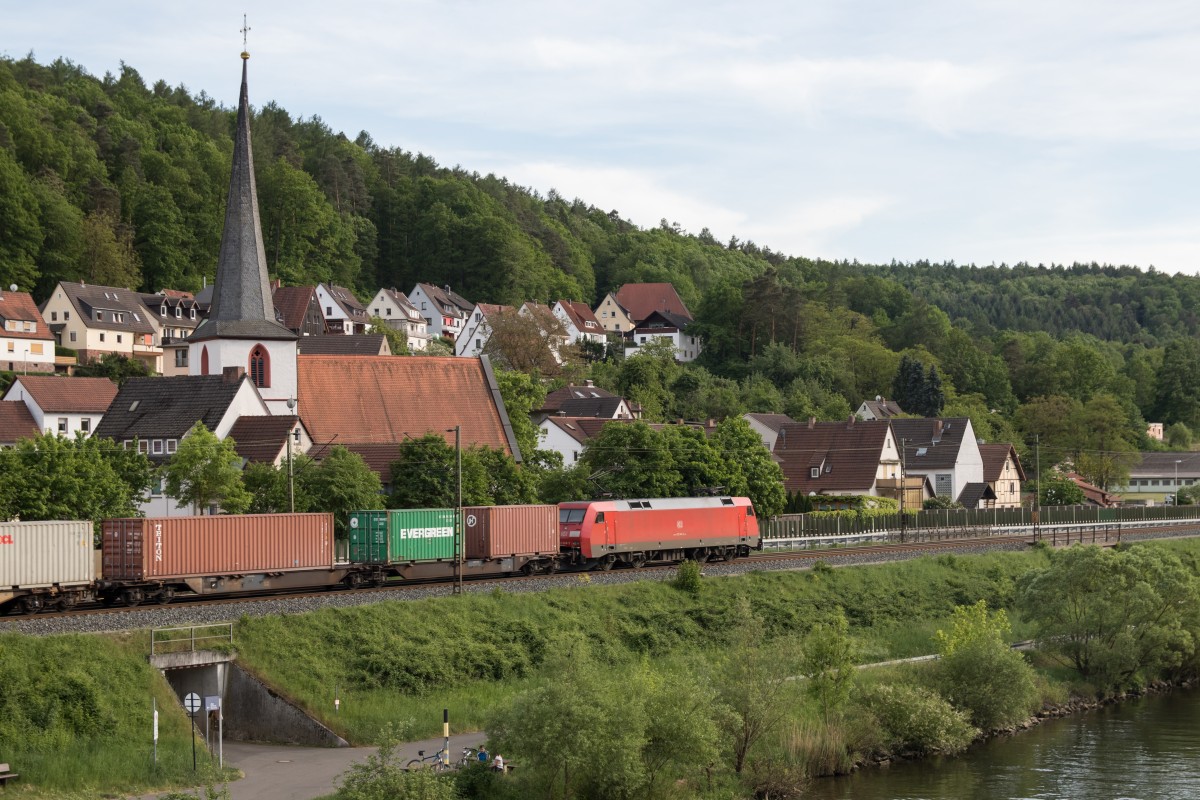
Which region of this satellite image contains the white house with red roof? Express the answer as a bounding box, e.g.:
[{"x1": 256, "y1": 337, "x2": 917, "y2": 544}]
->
[
  {"x1": 553, "y1": 300, "x2": 606, "y2": 346},
  {"x1": 624, "y1": 310, "x2": 702, "y2": 362},
  {"x1": 409, "y1": 283, "x2": 474, "y2": 342},
  {"x1": 367, "y1": 288, "x2": 430, "y2": 351},
  {"x1": 456, "y1": 303, "x2": 513, "y2": 357},
  {"x1": 3, "y1": 375, "x2": 118, "y2": 438},
  {"x1": 0, "y1": 288, "x2": 57, "y2": 374},
  {"x1": 316, "y1": 284, "x2": 370, "y2": 335}
]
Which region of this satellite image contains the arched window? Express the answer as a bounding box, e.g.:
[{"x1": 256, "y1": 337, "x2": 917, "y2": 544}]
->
[
  {"x1": 249, "y1": 345, "x2": 270, "y2": 388},
  {"x1": 200, "y1": 345, "x2": 209, "y2": 374}
]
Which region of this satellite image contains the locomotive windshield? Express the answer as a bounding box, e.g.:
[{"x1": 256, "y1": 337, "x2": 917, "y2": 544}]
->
[{"x1": 559, "y1": 508, "x2": 586, "y2": 524}]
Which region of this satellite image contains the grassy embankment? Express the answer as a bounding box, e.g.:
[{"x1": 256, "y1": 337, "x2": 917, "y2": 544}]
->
[{"x1": 0, "y1": 630, "x2": 234, "y2": 799}]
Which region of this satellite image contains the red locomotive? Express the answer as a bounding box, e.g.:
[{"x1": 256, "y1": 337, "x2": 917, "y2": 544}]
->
[{"x1": 558, "y1": 496, "x2": 760, "y2": 570}]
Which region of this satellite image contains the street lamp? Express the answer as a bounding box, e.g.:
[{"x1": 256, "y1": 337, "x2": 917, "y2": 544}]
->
[{"x1": 286, "y1": 397, "x2": 298, "y2": 513}]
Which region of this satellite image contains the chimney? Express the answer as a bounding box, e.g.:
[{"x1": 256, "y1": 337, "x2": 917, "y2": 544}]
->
[
  {"x1": 222, "y1": 366, "x2": 246, "y2": 384},
  {"x1": 808, "y1": 417, "x2": 816, "y2": 429},
  {"x1": 584, "y1": 379, "x2": 594, "y2": 387},
  {"x1": 933, "y1": 420, "x2": 943, "y2": 442},
  {"x1": 847, "y1": 415, "x2": 856, "y2": 428}
]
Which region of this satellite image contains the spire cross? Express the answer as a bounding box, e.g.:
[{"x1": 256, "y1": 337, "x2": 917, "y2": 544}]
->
[{"x1": 240, "y1": 15, "x2": 250, "y2": 53}]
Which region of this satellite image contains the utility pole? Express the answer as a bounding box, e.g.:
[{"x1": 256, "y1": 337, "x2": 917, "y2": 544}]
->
[
  {"x1": 1034, "y1": 434, "x2": 1041, "y2": 540},
  {"x1": 448, "y1": 425, "x2": 462, "y2": 595},
  {"x1": 899, "y1": 437, "x2": 906, "y2": 544},
  {"x1": 286, "y1": 398, "x2": 297, "y2": 513}
]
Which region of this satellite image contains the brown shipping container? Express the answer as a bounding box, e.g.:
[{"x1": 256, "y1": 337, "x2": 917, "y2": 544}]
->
[
  {"x1": 102, "y1": 513, "x2": 335, "y2": 581},
  {"x1": 462, "y1": 505, "x2": 559, "y2": 559}
]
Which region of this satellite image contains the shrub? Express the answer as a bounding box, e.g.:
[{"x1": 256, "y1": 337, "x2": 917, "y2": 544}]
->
[
  {"x1": 673, "y1": 560, "x2": 703, "y2": 594},
  {"x1": 859, "y1": 684, "x2": 977, "y2": 756}
]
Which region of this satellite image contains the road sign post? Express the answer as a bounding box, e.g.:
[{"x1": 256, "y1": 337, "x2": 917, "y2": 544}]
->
[
  {"x1": 184, "y1": 692, "x2": 201, "y2": 771},
  {"x1": 205, "y1": 696, "x2": 222, "y2": 769}
]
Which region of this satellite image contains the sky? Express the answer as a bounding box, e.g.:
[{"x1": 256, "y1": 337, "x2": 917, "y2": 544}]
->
[{"x1": 5, "y1": 1, "x2": 1200, "y2": 273}]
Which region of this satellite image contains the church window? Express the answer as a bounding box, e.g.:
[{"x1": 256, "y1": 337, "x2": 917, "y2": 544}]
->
[
  {"x1": 249, "y1": 345, "x2": 270, "y2": 388},
  {"x1": 201, "y1": 346, "x2": 209, "y2": 374}
]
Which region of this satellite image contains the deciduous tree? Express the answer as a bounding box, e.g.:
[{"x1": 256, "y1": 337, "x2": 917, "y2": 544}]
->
[{"x1": 163, "y1": 422, "x2": 251, "y2": 514}]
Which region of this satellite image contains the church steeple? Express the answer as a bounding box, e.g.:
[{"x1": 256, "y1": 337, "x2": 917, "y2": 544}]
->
[{"x1": 190, "y1": 50, "x2": 295, "y2": 343}]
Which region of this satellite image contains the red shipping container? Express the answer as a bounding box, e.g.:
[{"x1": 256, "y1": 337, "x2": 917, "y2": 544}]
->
[
  {"x1": 462, "y1": 505, "x2": 559, "y2": 559},
  {"x1": 102, "y1": 513, "x2": 335, "y2": 580}
]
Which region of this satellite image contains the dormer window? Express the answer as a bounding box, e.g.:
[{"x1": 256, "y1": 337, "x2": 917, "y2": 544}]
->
[
  {"x1": 95, "y1": 311, "x2": 103, "y2": 321},
  {"x1": 189, "y1": 308, "x2": 196, "y2": 319},
  {"x1": 175, "y1": 307, "x2": 181, "y2": 318},
  {"x1": 810, "y1": 467, "x2": 820, "y2": 479},
  {"x1": 161, "y1": 305, "x2": 168, "y2": 316}
]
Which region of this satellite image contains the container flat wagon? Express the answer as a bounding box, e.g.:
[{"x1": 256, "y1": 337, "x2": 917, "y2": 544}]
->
[
  {"x1": 0, "y1": 520, "x2": 95, "y2": 613},
  {"x1": 101, "y1": 513, "x2": 344, "y2": 605},
  {"x1": 559, "y1": 497, "x2": 760, "y2": 569}
]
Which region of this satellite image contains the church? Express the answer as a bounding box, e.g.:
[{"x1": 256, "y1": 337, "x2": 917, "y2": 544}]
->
[{"x1": 95, "y1": 49, "x2": 521, "y2": 516}]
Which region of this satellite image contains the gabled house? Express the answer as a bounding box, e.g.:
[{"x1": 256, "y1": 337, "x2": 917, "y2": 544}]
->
[
  {"x1": 316, "y1": 284, "x2": 370, "y2": 335},
  {"x1": 456, "y1": 303, "x2": 512, "y2": 358},
  {"x1": 92, "y1": 368, "x2": 275, "y2": 515},
  {"x1": 624, "y1": 310, "x2": 701, "y2": 362},
  {"x1": 273, "y1": 285, "x2": 325, "y2": 337},
  {"x1": 743, "y1": 413, "x2": 798, "y2": 452},
  {"x1": 0, "y1": 401, "x2": 40, "y2": 446},
  {"x1": 40, "y1": 282, "x2": 163, "y2": 372},
  {"x1": 296, "y1": 354, "x2": 523, "y2": 482},
  {"x1": 978, "y1": 443, "x2": 1026, "y2": 509},
  {"x1": 857, "y1": 396, "x2": 906, "y2": 421},
  {"x1": 774, "y1": 417, "x2": 906, "y2": 500},
  {"x1": 553, "y1": 300, "x2": 606, "y2": 346},
  {"x1": 226, "y1": 414, "x2": 312, "y2": 468},
  {"x1": 1067, "y1": 471, "x2": 1121, "y2": 508},
  {"x1": 890, "y1": 418, "x2": 984, "y2": 506},
  {"x1": 535, "y1": 382, "x2": 635, "y2": 423},
  {"x1": 594, "y1": 292, "x2": 636, "y2": 333},
  {"x1": 610, "y1": 282, "x2": 692, "y2": 329},
  {"x1": 409, "y1": 283, "x2": 473, "y2": 342},
  {"x1": 0, "y1": 289, "x2": 56, "y2": 374},
  {"x1": 2, "y1": 376, "x2": 118, "y2": 438},
  {"x1": 368, "y1": 288, "x2": 430, "y2": 351},
  {"x1": 538, "y1": 416, "x2": 614, "y2": 465},
  {"x1": 147, "y1": 290, "x2": 208, "y2": 376}
]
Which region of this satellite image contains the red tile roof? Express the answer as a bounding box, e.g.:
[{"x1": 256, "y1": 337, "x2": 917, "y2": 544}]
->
[
  {"x1": 774, "y1": 419, "x2": 894, "y2": 494},
  {"x1": 0, "y1": 401, "x2": 40, "y2": 443},
  {"x1": 0, "y1": 291, "x2": 54, "y2": 341},
  {"x1": 556, "y1": 300, "x2": 602, "y2": 333},
  {"x1": 614, "y1": 283, "x2": 691, "y2": 323},
  {"x1": 297, "y1": 355, "x2": 518, "y2": 458},
  {"x1": 979, "y1": 443, "x2": 1027, "y2": 483},
  {"x1": 8, "y1": 375, "x2": 118, "y2": 413},
  {"x1": 1066, "y1": 471, "x2": 1121, "y2": 507},
  {"x1": 273, "y1": 286, "x2": 318, "y2": 332}
]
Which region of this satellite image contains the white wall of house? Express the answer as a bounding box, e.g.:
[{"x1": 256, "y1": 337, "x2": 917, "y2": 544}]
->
[
  {"x1": 1, "y1": 381, "x2": 102, "y2": 437},
  {"x1": 367, "y1": 290, "x2": 430, "y2": 351},
  {"x1": 903, "y1": 421, "x2": 984, "y2": 500},
  {"x1": 456, "y1": 306, "x2": 493, "y2": 357},
  {"x1": 538, "y1": 419, "x2": 586, "y2": 466},
  {"x1": 1, "y1": 333, "x2": 55, "y2": 372},
  {"x1": 189, "y1": 338, "x2": 297, "y2": 417},
  {"x1": 624, "y1": 329, "x2": 702, "y2": 362},
  {"x1": 408, "y1": 286, "x2": 466, "y2": 342},
  {"x1": 552, "y1": 302, "x2": 606, "y2": 346},
  {"x1": 315, "y1": 285, "x2": 354, "y2": 334}
]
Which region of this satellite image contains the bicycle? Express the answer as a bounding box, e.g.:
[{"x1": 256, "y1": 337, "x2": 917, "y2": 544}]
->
[
  {"x1": 406, "y1": 749, "x2": 449, "y2": 772},
  {"x1": 455, "y1": 747, "x2": 488, "y2": 769}
]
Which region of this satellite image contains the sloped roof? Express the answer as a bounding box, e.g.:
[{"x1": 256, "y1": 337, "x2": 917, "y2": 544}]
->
[
  {"x1": 744, "y1": 413, "x2": 798, "y2": 433},
  {"x1": 379, "y1": 288, "x2": 421, "y2": 318},
  {"x1": 0, "y1": 290, "x2": 53, "y2": 340},
  {"x1": 556, "y1": 396, "x2": 627, "y2": 418},
  {"x1": 614, "y1": 283, "x2": 692, "y2": 323},
  {"x1": 142, "y1": 292, "x2": 206, "y2": 334},
  {"x1": 521, "y1": 302, "x2": 559, "y2": 328},
  {"x1": 93, "y1": 374, "x2": 249, "y2": 443},
  {"x1": 890, "y1": 418, "x2": 973, "y2": 471},
  {"x1": 956, "y1": 482, "x2": 997, "y2": 509},
  {"x1": 51, "y1": 282, "x2": 157, "y2": 334},
  {"x1": 416, "y1": 283, "x2": 474, "y2": 316},
  {"x1": 324, "y1": 284, "x2": 370, "y2": 319},
  {"x1": 542, "y1": 384, "x2": 619, "y2": 412},
  {"x1": 556, "y1": 300, "x2": 603, "y2": 333},
  {"x1": 8, "y1": 375, "x2": 118, "y2": 414},
  {"x1": 193, "y1": 56, "x2": 296, "y2": 344},
  {"x1": 774, "y1": 418, "x2": 893, "y2": 494},
  {"x1": 1066, "y1": 471, "x2": 1121, "y2": 507},
  {"x1": 632, "y1": 309, "x2": 693, "y2": 331},
  {"x1": 227, "y1": 415, "x2": 300, "y2": 463},
  {"x1": 0, "y1": 401, "x2": 40, "y2": 443},
  {"x1": 273, "y1": 286, "x2": 319, "y2": 332},
  {"x1": 543, "y1": 416, "x2": 623, "y2": 445},
  {"x1": 1128, "y1": 452, "x2": 1200, "y2": 478},
  {"x1": 296, "y1": 355, "x2": 520, "y2": 460},
  {"x1": 338, "y1": 443, "x2": 404, "y2": 479},
  {"x1": 979, "y1": 443, "x2": 1027, "y2": 483},
  {"x1": 859, "y1": 397, "x2": 906, "y2": 419},
  {"x1": 297, "y1": 335, "x2": 390, "y2": 356}
]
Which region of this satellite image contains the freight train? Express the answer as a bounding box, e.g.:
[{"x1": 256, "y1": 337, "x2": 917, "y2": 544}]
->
[{"x1": 1, "y1": 497, "x2": 761, "y2": 614}]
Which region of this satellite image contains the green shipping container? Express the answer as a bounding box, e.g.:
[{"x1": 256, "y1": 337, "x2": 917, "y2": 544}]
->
[
  {"x1": 348, "y1": 511, "x2": 389, "y2": 563},
  {"x1": 388, "y1": 508, "x2": 457, "y2": 562}
]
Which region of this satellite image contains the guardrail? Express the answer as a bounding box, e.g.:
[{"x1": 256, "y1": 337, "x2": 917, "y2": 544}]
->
[{"x1": 151, "y1": 624, "x2": 234, "y2": 655}]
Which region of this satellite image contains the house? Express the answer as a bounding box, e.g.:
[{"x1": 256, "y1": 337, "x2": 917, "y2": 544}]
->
[
  {"x1": 857, "y1": 396, "x2": 906, "y2": 421},
  {"x1": 596, "y1": 282, "x2": 692, "y2": 334},
  {"x1": 978, "y1": 443, "x2": 1026, "y2": 509},
  {"x1": 623, "y1": 310, "x2": 702, "y2": 362},
  {"x1": 296, "y1": 354, "x2": 524, "y2": 482},
  {"x1": 316, "y1": 284, "x2": 370, "y2": 335},
  {"x1": 1146, "y1": 422, "x2": 1164, "y2": 442},
  {"x1": 456, "y1": 303, "x2": 512, "y2": 358},
  {"x1": 2, "y1": 376, "x2": 118, "y2": 437},
  {"x1": 538, "y1": 416, "x2": 614, "y2": 465},
  {"x1": 273, "y1": 285, "x2": 325, "y2": 337},
  {"x1": 367, "y1": 288, "x2": 430, "y2": 351},
  {"x1": 226, "y1": 414, "x2": 313, "y2": 468},
  {"x1": 92, "y1": 369, "x2": 276, "y2": 515},
  {"x1": 0, "y1": 401, "x2": 40, "y2": 447},
  {"x1": 0, "y1": 289, "x2": 56, "y2": 374},
  {"x1": 1067, "y1": 472, "x2": 1122, "y2": 508},
  {"x1": 890, "y1": 418, "x2": 984, "y2": 506},
  {"x1": 743, "y1": 413, "x2": 798, "y2": 452},
  {"x1": 1112, "y1": 452, "x2": 1200, "y2": 504},
  {"x1": 409, "y1": 283, "x2": 473, "y2": 342},
  {"x1": 297, "y1": 335, "x2": 392, "y2": 356},
  {"x1": 553, "y1": 300, "x2": 606, "y2": 347},
  {"x1": 148, "y1": 291, "x2": 208, "y2": 377},
  {"x1": 594, "y1": 292, "x2": 637, "y2": 333},
  {"x1": 535, "y1": 382, "x2": 635, "y2": 423},
  {"x1": 773, "y1": 417, "x2": 913, "y2": 504},
  {"x1": 40, "y1": 282, "x2": 163, "y2": 372}
]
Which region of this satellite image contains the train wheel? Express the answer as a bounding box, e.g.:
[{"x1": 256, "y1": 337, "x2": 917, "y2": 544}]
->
[
  {"x1": 123, "y1": 589, "x2": 143, "y2": 607},
  {"x1": 692, "y1": 548, "x2": 709, "y2": 563},
  {"x1": 156, "y1": 588, "x2": 176, "y2": 605},
  {"x1": 721, "y1": 547, "x2": 735, "y2": 562},
  {"x1": 598, "y1": 554, "x2": 617, "y2": 571},
  {"x1": 631, "y1": 557, "x2": 647, "y2": 569},
  {"x1": 345, "y1": 573, "x2": 365, "y2": 589},
  {"x1": 55, "y1": 594, "x2": 79, "y2": 611},
  {"x1": 20, "y1": 595, "x2": 44, "y2": 614}
]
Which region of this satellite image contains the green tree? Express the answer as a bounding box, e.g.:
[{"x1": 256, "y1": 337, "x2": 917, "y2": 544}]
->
[
  {"x1": 492, "y1": 368, "x2": 547, "y2": 461},
  {"x1": 335, "y1": 723, "x2": 459, "y2": 800},
  {"x1": 800, "y1": 610, "x2": 858, "y2": 720},
  {"x1": 309, "y1": 446, "x2": 384, "y2": 537},
  {"x1": 368, "y1": 315, "x2": 409, "y2": 356},
  {"x1": 578, "y1": 421, "x2": 682, "y2": 499},
  {"x1": 1154, "y1": 338, "x2": 1200, "y2": 429},
  {"x1": 933, "y1": 601, "x2": 1038, "y2": 729},
  {"x1": 1018, "y1": 545, "x2": 1200, "y2": 691},
  {"x1": 1040, "y1": 475, "x2": 1085, "y2": 506},
  {"x1": 73, "y1": 353, "x2": 151, "y2": 383},
  {"x1": 1074, "y1": 393, "x2": 1140, "y2": 490},
  {"x1": 891, "y1": 355, "x2": 926, "y2": 415},
  {"x1": 389, "y1": 434, "x2": 459, "y2": 508},
  {"x1": 710, "y1": 416, "x2": 786, "y2": 516},
  {"x1": 859, "y1": 683, "x2": 977, "y2": 756},
  {"x1": 163, "y1": 422, "x2": 251, "y2": 514},
  {"x1": 1165, "y1": 423, "x2": 1193, "y2": 450}
]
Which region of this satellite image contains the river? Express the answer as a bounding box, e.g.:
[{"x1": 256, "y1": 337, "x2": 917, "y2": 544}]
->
[{"x1": 805, "y1": 687, "x2": 1200, "y2": 800}]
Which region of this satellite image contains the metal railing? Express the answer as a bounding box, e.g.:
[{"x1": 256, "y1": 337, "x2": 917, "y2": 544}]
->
[{"x1": 151, "y1": 624, "x2": 234, "y2": 656}]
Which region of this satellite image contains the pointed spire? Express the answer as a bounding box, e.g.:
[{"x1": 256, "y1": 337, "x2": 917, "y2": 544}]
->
[{"x1": 192, "y1": 53, "x2": 295, "y2": 342}]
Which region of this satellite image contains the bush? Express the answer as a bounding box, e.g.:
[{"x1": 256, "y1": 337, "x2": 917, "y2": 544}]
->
[
  {"x1": 859, "y1": 684, "x2": 977, "y2": 756},
  {"x1": 673, "y1": 560, "x2": 703, "y2": 594}
]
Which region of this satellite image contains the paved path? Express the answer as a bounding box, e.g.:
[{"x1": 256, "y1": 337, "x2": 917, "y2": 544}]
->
[{"x1": 137, "y1": 732, "x2": 487, "y2": 800}]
